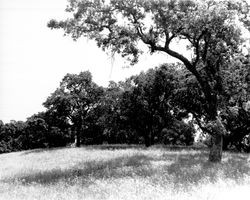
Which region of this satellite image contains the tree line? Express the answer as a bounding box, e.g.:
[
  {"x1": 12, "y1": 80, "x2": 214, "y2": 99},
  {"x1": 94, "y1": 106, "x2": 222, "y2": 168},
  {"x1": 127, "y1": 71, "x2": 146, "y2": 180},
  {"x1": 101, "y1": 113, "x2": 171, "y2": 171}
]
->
[{"x1": 1, "y1": 61, "x2": 249, "y2": 153}]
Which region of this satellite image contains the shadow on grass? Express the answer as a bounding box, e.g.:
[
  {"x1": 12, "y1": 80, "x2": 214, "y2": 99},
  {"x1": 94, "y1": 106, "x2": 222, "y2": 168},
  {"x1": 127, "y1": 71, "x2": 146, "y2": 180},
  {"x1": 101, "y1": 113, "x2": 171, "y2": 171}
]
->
[
  {"x1": 21, "y1": 147, "x2": 65, "y2": 155},
  {"x1": 20, "y1": 144, "x2": 201, "y2": 155},
  {"x1": 3, "y1": 149, "x2": 250, "y2": 187},
  {"x1": 2, "y1": 154, "x2": 153, "y2": 185},
  {"x1": 162, "y1": 151, "x2": 250, "y2": 188},
  {"x1": 85, "y1": 144, "x2": 145, "y2": 150},
  {"x1": 20, "y1": 145, "x2": 144, "y2": 156}
]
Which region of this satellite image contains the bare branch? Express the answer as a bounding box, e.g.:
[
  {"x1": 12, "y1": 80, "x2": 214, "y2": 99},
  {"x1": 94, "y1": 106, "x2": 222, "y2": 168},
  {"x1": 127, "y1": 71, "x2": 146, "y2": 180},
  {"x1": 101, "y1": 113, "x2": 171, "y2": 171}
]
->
[{"x1": 164, "y1": 31, "x2": 175, "y2": 48}]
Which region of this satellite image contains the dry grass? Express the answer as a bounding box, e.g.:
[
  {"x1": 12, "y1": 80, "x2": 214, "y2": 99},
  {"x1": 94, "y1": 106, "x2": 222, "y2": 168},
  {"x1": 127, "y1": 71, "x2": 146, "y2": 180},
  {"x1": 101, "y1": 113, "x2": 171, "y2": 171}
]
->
[{"x1": 0, "y1": 145, "x2": 249, "y2": 200}]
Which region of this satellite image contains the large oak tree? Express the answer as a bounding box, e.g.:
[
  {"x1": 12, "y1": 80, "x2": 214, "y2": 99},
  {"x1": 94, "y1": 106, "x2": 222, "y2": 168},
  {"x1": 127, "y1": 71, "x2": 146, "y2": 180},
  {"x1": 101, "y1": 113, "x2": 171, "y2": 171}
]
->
[{"x1": 48, "y1": 0, "x2": 250, "y2": 162}]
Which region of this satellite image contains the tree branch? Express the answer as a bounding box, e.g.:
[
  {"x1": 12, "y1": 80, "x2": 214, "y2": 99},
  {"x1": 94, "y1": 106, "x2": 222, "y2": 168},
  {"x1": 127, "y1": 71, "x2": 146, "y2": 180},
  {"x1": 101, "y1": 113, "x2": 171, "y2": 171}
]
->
[
  {"x1": 193, "y1": 31, "x2": 206, "y2": 67},
  {"x1": 202, "y1": 32, "x2": 210, "y2": 62},
  {"x1": 164, "y1": 46, "x2": 194, "y2": 71},
  {"x1": 192, "y1": 112, "x2": 212, "y2": 135},
  {"x1": 164, "y1": 31, "x2": 176, "y2": 48},
  {"x1": 129, "y1": 12, "x2": 214, "y2": 106},
  {"x1": 161, "y1": 45, "x2": 214, "y2": 107}
]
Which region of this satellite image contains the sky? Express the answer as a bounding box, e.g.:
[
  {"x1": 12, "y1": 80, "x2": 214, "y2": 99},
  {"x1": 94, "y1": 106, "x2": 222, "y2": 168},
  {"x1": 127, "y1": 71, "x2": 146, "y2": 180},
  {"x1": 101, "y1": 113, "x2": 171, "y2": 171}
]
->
[{"x1": 0, "y1": 0, "x2": 183, "y2": 123}]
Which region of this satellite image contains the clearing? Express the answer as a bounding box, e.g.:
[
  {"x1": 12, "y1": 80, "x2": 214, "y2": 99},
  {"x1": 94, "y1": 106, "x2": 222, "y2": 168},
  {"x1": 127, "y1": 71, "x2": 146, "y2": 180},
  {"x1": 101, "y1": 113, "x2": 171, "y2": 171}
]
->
[{"x1": 0, "y1": 145, "x2": 249, "y2": 200}]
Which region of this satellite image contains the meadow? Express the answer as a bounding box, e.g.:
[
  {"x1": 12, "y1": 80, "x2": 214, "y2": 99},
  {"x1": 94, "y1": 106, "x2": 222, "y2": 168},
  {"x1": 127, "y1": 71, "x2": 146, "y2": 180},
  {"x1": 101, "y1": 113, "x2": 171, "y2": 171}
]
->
[{"x1": 0, "y1": 145, "x2": 249, "y2": 200}]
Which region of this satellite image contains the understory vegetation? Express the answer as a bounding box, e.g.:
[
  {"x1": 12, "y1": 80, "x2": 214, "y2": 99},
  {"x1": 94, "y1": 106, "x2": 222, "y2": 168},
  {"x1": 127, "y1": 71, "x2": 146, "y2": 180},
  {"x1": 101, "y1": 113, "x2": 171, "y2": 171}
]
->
[{"x1": 0, "y1": 146, "x2": 249, "y2": 200}]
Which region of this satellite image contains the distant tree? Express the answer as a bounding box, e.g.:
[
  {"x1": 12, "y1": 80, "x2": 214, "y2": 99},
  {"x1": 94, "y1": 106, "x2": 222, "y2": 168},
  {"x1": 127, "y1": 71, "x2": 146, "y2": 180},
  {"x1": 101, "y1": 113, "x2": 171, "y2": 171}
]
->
[
  {"x1": 48, "y1": 0, "x2": 250, "y2": 161},
  {"x1": 25, "y1": 116, "x2": 48, "y2": 149},
  {"x1": 13, "y1": 121, "x2": 27, "y2": 150},
  {"x1": 0, "y1": 120, "x2": 4, "y2": 135},
  {"x1": 0, "y1": 121, "x2": 12, "y2": 153},
  {"x1": 119, "y1": 65, "x2": 188, "y2": 146},
  {"x1": 0, "y1": 120, "x2": 27, "y2": 153},
  {"x1": 153, "y1": 64, "x2": 181, "y2": 124},
  {"x1": 0, "y1": 120, "x2": 6, "y2": 153},
  {"x1": 41, "y1": 110, "x2": 72, "y2": 147},
  {"x1": 99, "y1": 81, "x2": 125, "y2": 144},
  {"x1": 161, "y1": 120, "x2": 195, "y2": 146},
  {"x1": 119, "y1": 73, "x2": 157, "y2": 147},
  {"x1": 43, "y1": 71, "x2": 104, "y2": 147}
]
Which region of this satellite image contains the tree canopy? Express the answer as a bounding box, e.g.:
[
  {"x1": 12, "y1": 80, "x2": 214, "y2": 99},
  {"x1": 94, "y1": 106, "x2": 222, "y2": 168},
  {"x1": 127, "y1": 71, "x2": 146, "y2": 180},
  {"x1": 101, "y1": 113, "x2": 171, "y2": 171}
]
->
[{"x1": 48, "y1": 0, "x2": 249, "y2": 112}]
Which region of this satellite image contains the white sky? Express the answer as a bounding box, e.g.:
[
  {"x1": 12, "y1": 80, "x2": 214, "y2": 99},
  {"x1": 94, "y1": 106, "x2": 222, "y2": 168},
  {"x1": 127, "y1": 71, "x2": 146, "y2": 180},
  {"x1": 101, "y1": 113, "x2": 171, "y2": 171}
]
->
[
  {"x1": 1, "y1": 0, "x2": 249, "y2": 123},
  {"x1": 0, "y1": 0, "x2": 180, "y2": 123}
]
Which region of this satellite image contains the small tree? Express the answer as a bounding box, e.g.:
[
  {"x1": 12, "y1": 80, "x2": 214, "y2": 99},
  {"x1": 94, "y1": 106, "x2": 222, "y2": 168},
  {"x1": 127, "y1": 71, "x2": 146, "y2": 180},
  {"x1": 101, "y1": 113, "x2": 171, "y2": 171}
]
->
[{"x1": 48, "y1": 0, "x2": 250, "y2": 161}]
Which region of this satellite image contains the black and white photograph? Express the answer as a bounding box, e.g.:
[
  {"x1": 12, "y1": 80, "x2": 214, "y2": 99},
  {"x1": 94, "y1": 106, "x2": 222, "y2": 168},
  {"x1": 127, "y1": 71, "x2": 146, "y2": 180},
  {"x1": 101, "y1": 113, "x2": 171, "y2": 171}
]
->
[{"x1": 0, "y1": 0, "x2": 250, "y2": 199}]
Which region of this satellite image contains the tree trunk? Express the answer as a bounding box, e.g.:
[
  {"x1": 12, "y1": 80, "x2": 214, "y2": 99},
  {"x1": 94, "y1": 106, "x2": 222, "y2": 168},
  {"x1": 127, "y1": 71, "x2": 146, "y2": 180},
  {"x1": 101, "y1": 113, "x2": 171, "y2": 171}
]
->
[
  {"x1": 150, "y1": 131, "x2": 155, "y2": 145},
  {"x1": 209, "y1": 134, "x2": 223, "y2": 162},
  {"x1": 208, "y1": 117, "x2": 226, "y2": 162},
  {"x1": 144, "y1": 131, "x2": 151, "y2": 147},
  {"x1": 75, "y1": 126, "x2": 81, "y2": 147},
  {"x1": 76, "y1": 132, "x2": 80, "y2": 147}
]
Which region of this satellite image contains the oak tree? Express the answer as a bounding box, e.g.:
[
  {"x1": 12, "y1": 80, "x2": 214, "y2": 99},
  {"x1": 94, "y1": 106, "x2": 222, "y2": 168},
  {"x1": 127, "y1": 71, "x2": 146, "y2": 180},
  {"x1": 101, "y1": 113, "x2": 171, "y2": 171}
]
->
[
  {"x1": 44, "y1": 71, "x2": 104, "y2": 147},
  {"x1": 48, "y1": 0, "x2": 250, "y2": 162}
]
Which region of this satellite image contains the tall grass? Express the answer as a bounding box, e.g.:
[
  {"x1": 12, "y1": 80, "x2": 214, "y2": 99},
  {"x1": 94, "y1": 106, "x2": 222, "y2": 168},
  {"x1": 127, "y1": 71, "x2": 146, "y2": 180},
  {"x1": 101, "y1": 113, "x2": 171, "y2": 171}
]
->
[{"x1": 0, "y1": 146, "x2": 249, "y2": 200}]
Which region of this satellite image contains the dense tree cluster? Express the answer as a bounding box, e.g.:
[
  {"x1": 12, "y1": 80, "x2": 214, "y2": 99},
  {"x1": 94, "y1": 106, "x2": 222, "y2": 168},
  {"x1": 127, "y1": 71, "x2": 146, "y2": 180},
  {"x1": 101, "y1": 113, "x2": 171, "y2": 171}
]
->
[
  {"x1": 1, "y1": 59, "x2": 249, "y2": 153},
  {"x1": 1, "y1": 67, "x2": 197, "y2": 153}
]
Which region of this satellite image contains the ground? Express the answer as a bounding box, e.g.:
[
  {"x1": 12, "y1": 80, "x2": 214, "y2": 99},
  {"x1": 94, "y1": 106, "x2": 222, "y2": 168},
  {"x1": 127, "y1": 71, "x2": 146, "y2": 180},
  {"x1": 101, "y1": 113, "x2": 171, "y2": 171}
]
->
[{"x1": 0, "y1": 145, "x2": 249, "y2": 200}]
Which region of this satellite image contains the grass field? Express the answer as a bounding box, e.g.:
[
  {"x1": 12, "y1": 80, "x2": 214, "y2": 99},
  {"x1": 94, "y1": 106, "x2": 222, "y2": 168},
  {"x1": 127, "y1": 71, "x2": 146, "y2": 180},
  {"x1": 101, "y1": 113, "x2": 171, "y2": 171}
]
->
[{"x1": 0, "y1": 145, "x2": 249, "y2": 200}]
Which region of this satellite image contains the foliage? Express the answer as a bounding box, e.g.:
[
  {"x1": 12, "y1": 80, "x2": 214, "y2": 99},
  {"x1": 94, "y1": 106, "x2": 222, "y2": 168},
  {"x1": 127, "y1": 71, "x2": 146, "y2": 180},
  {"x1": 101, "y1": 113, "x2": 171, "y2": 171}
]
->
[
  {"x1": 48, "y1": 0, "x2": 249, "y2": 117},
  {"x1": 161, "y1": 120, "x2": 195, "y2": 146},
  {"x1": 43, "y1": 71, "x2": 104, "y2": 146},
  {"x1": 118, "y1": 65, "x2": 183, "y2": 146},
  {"x1": 1, "y1": 57, "x2": 249, "y2": 153},
  {"x1": 0, "y1": 120, "x2": 26, "y2": 153},
  {"x1": 98, "y1": 81, "x2": 126, "y2": 144},
  {"x1": 1, "y1": 59, "x2": 249, "y2": 152},
  {"x1": 24, "y1": 116, "x2": 48, "y2": 149},
  {"x1": 221, "y1": 106, "x2": 250, "y2": 152},
  {"x1": 199, "y1": 55, "x2": 250, "y2": 151}
]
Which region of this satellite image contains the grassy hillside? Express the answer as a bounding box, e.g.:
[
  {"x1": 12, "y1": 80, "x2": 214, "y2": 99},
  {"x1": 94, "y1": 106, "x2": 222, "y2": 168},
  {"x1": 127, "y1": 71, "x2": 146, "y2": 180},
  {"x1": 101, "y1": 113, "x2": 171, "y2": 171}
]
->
[{"x1": 0, "y1": 146, "x2": 249, "y2": 200}]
